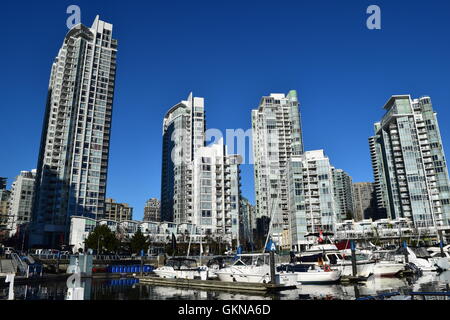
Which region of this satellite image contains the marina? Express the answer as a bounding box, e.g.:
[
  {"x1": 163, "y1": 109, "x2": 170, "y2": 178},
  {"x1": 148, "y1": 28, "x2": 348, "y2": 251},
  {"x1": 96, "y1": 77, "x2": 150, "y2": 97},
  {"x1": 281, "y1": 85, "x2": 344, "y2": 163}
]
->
[{"x1": 1, "y1": 271, "x2": 450, "y2": 300}]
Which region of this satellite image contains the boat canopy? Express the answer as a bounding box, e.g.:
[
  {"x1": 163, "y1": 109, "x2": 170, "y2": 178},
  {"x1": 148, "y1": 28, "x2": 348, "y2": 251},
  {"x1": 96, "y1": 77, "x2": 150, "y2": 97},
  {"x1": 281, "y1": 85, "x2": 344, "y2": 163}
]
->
[
  {"x1": 166, "y1": 258, "x2": 198, "y2": 270},
  {"x1": 304, "y1": 232, "x2": 334, "y2": 238}
]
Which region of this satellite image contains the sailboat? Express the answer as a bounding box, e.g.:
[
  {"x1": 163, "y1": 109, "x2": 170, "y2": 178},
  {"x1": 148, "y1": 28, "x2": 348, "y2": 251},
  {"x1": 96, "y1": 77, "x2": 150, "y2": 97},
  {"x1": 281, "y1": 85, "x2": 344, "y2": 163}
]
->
[
  {"x1": 153, "y1": 229, "x2": 208, "y2": 280},
  {"x1": 215, "y1": 183, "x2": 299, "y2": 286},
  {"x1": 214, "y1": 249, "x2": 297, "y2": 286}
]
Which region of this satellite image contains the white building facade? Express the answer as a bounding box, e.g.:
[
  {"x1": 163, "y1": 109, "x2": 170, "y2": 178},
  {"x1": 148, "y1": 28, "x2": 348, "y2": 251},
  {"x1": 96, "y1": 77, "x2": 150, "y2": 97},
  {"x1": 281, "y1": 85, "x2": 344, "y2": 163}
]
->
[
  {"x1": 252, "y1": 90, "x2": 304, "y2": 246},
  {"x1": 7, "y1": 170, "x2": 37, "y2": 236},
  {"x1": 289, "y1": 150, "x2": 337, "y2": 249},
  {"x1": 31, "y1": 16, "x2": 118, "y2": 247},
  {"x1": 160, "y1": 94, "x2": 242, "y2": 245}
]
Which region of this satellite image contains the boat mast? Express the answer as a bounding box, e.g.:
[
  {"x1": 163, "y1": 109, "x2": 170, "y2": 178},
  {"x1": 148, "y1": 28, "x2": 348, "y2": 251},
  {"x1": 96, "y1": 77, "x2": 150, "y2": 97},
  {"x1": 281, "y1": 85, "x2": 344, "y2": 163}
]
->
[
  {"x1": 262, "y1": 179, "x2": 280, "y2": 253},
  {"x1": 186, "y1": 223, "x2": 194, "y2": 258},
  {"x1": 199, "y1": 224, "x2": 203, "y2": 265}
]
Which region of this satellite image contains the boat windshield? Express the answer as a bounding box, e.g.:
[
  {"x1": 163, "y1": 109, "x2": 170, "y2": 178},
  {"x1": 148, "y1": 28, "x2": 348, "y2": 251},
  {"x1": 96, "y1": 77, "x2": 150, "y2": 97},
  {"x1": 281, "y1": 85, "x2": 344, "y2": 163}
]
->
[
  {"x1": 342, "y1": 254, "x2": 368, "y2": 261},
  {"x1": 233, "y1": 255, "x2": 268, "y2": 266},
  {"x1": 166, "y1": 259, "x2": 198, "y2": 270},
  {"x1": 326, "y1": 254, "x2": 343, "y2": 265}
]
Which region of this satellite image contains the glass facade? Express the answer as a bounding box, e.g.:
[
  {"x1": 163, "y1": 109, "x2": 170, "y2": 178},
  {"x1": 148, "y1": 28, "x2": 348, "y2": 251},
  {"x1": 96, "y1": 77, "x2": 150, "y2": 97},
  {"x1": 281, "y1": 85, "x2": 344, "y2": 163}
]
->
[{"x1": 370, "y1": 95, "x2": 450, "y2": 229}]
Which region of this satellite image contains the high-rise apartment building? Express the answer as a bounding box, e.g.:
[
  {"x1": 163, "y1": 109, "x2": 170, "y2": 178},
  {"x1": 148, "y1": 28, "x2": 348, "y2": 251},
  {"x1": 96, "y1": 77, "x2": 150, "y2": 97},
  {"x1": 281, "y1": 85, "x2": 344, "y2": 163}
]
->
[
  {"x1": 30, "y1": 16, "x2": 118, "y2": 247},
  {"x1": 0, "y1": 178, "x2": 7, "y2": 190},
  {"x1": 160, "y1": 93, "x2": 205, "y2": 223},
  {"x1": 143, "y1": 198, "x2": 161, "y2": 222},
  {"x1": 288, "y1": 150, "x2": 337, "y2": 249},
  {"x1": 352, "y1": 182, "x2": 377, "y2": 221},
  {"x1": 252, "y1": 90, "x2": 304, "y2": 246},
  {"x1": 192, "y1": 142, "x2": 241, "y2": 244},
  {"x1": 0, "y1": 189, "x2": 11, "y2": 238},
  {"x1": 239, "y1": 197, "x2": 254, "y2": 248},
  {"x1": 332, "y1": 168, "x2": 354, "y2": 222},
  {"x1": 104, "y1": 198, "x2": 133, "y2": 222},
  {"x1": 370, "y1": 95, "x2": 450, "y2": 229},
  {"x1": 160, "y1": 93, "x2": 242, "y2": 244},
  {"x1": 7, "y1": 170, "x2": 37, "y2": 236}
]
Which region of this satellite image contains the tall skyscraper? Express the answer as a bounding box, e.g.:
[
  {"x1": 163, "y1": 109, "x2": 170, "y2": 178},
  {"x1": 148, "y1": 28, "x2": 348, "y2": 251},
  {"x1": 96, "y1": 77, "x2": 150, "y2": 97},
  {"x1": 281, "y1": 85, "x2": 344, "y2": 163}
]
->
[
  {"x1": 30, "y1": 16, "x2": 118, "y2": 247},
  {"x1": 0, "y1": 189, "x2": 11, "y2": 239},
  {"x1": 160, "y1": 93, "x2": 205, "y2": 223},
  {"x1": 288, "y1": 150, "x2": 337, "y2": 249},
  {"x1": 370, "y1": 95, "x2": 450, "y2": 229},
  {"x1": 252, "y1": 90, "x2": 304, "y2": 246},
  {"x1": 143, "y1": 198, "x2": 161, "y2": 222},
  {"x1": 160, "y1": 93, "x2": 242, "y2": 244},
  {"x1": 352, "y1": 182, "x2": 378, "y2": 221},
  {"x1": 332, "y1": 168, "x2": 354, "y2": 222},
  {"x1": 7, "y1": 170, "x2": 37, "y2": 236}
]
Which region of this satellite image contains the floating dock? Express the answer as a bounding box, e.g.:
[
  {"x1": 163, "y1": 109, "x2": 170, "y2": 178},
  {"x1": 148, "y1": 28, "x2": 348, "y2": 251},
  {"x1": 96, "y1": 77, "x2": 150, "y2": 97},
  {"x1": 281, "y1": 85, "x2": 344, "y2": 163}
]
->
[
  {"x1": 138, "y1": 276, "x2": 297, "y2": 293},
  {"x1": 340, "y1": 275, "x2": 370, "y2": 283}
]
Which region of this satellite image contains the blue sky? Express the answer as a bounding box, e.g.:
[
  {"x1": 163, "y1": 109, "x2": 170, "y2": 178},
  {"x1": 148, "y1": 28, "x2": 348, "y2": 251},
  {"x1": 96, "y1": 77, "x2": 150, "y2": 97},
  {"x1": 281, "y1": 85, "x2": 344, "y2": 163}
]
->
[{"x1": 1, "y1": 0, "x2": 450, "y2": 220}]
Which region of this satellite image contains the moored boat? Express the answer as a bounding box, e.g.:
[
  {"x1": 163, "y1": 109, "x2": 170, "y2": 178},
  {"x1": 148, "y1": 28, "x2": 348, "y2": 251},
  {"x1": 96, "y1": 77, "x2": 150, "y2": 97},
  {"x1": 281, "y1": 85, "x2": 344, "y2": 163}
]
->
[
  {"x1": 277, "y1": 264, "x2": 341, "y2": 284},
  {"x1": 153, "y1": 258, "x2": 208, "y2": 279},
  {"x1": 215, "y1": 253, "x2": 298, "y2": 286}
]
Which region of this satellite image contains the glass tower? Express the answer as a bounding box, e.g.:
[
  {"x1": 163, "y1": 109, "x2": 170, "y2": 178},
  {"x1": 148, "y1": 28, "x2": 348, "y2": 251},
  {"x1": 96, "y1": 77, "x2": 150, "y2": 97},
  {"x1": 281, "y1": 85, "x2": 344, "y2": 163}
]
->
[{"x1": 370, "y1": 95, "x2": 450, "y2": 229}]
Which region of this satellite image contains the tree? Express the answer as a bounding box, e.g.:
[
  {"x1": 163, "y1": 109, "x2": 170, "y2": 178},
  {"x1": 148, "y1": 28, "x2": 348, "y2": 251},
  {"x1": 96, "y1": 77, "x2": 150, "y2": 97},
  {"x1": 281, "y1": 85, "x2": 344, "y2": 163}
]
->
[
  {"x1": 129, "y1": 229, "x2": 149, "y2": 254},
  {"x1": 85, "y1": 224, "x2": 120, "y2": 254}
]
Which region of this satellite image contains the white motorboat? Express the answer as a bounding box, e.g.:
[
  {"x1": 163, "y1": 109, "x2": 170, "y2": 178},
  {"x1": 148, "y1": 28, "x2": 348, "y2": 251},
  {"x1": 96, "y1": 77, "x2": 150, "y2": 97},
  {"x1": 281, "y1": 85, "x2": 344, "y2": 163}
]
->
[
  {"x1": 369, "y1": 250, "x2": 406, "y2": 276},
  {"x1": 427, "y1": 247, "x2": 450, "y2": 271},
  {"x1": 297, "y1": 244, "x2": 375, "y2": 278},
  {"x1": 205, "y1": 256, "x2": 236, "y2": 279},
  {"x1": 393, "y1": 247, "x2": 438, "y2": 272},
  {"x1": 277, "y1": 263, "x2": 341, "y2": 284},
  {"x1": 153, "y1": 258, "x2": 208, "y2": 279},
  {"x1": 215, "y1": 254, "x2": 298, "y2": 286},
  {"x1": 372, "y1": 261, "x2": 405, "y2": 277}
]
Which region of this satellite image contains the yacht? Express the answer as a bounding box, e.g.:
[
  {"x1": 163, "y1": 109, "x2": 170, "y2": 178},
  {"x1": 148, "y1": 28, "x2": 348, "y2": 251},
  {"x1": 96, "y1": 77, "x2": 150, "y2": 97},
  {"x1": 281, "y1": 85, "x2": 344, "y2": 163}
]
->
[
  {"x1": 392, "y1": 247, "x2": 439, "y2": 272},
  {"x1": 367, "y1": 250, "x2": 406, "y2": 277},
  {"x1": 426, "y1": 246, "x2": 450, "y2": 271},
  {"x1": 277, "y1": 263, "x2": 341, "y2": 284},
  {"x1": 153, "y1": 258, "x2": 208, "y2": 279},
  {"x1": 296, "y1": 237, "x2": 375, "y2": 278},
  {"x1": 205, "y1": 256, "x2": 236, "y2": 279},
  {"x1": 215, "y1": 253, "x2": 298, "y2": 286}
]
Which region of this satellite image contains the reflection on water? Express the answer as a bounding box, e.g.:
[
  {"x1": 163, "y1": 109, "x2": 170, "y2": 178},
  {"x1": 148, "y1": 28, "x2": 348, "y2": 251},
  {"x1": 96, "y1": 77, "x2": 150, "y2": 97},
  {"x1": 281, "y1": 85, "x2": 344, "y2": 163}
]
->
[{"x1": 1, "y1": 272, "x2": 450, "y2": 300}]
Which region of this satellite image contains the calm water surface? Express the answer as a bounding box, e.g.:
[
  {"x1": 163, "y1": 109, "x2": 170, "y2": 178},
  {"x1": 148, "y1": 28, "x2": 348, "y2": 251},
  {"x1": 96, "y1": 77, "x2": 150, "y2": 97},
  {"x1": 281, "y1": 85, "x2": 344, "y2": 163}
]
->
[{"x1": 1, "y1": 272, "x2": 450, "y2": 300}]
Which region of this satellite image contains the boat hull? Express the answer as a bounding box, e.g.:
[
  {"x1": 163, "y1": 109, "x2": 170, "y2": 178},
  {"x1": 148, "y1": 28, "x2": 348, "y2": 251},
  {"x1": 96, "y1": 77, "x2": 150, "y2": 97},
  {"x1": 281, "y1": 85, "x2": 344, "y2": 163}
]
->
[
  {"x1": 216, "y1": 267, "x2": 297, "y2": 286},
  {"x1": 153, "y1": 267, "x2": 198, "y2": 279},
  {"x1": 332, "y1": 262, "x2": 374, "y2": 277},
  {"x1": 372, "y1": 262, "x2": 405, "y2": 277},
  {"x1": 295, "y1": 270, "x2": 341, "y2": 284}
]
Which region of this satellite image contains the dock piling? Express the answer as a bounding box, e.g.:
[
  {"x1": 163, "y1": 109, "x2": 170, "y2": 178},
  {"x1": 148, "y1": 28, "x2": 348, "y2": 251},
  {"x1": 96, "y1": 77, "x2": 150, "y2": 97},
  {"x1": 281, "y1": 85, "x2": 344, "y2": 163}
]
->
[
  {"x1": 269, "y1": 251, "x2": 276, "y2": 284},
  {"x1": 350, "y1": 240, "x2": 357, "y2": 277},
  {"x1": 438, "y1": 230, "x2": 445, "y2": 258},
  {"x1": 403, "y1": 241, "x2": 409, "y2": 263}
]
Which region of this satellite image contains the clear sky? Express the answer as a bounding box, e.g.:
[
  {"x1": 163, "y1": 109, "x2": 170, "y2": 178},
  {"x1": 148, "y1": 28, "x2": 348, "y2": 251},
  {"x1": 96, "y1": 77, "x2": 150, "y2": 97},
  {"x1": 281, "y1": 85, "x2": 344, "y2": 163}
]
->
[{"x1": 1, "y1": 0, "x2": 450, "y2": 220}]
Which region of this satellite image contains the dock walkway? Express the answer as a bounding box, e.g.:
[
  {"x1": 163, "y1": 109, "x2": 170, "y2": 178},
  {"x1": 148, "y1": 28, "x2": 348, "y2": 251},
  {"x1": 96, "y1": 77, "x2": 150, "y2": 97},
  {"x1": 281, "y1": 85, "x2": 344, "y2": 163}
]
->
[
  {"x1": 0, "y1": 259, "x2": 16, "y2": 276},
  {"x1": 138, "y1": 276, "x2": 297, "y2": 293}
]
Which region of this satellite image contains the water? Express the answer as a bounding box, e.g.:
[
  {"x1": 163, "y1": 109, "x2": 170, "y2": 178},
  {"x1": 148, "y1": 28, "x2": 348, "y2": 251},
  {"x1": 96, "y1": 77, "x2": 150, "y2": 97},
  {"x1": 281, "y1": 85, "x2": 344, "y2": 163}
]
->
[{"x1": 1, "y1": 272, "x2": 450, "y2": 300}]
